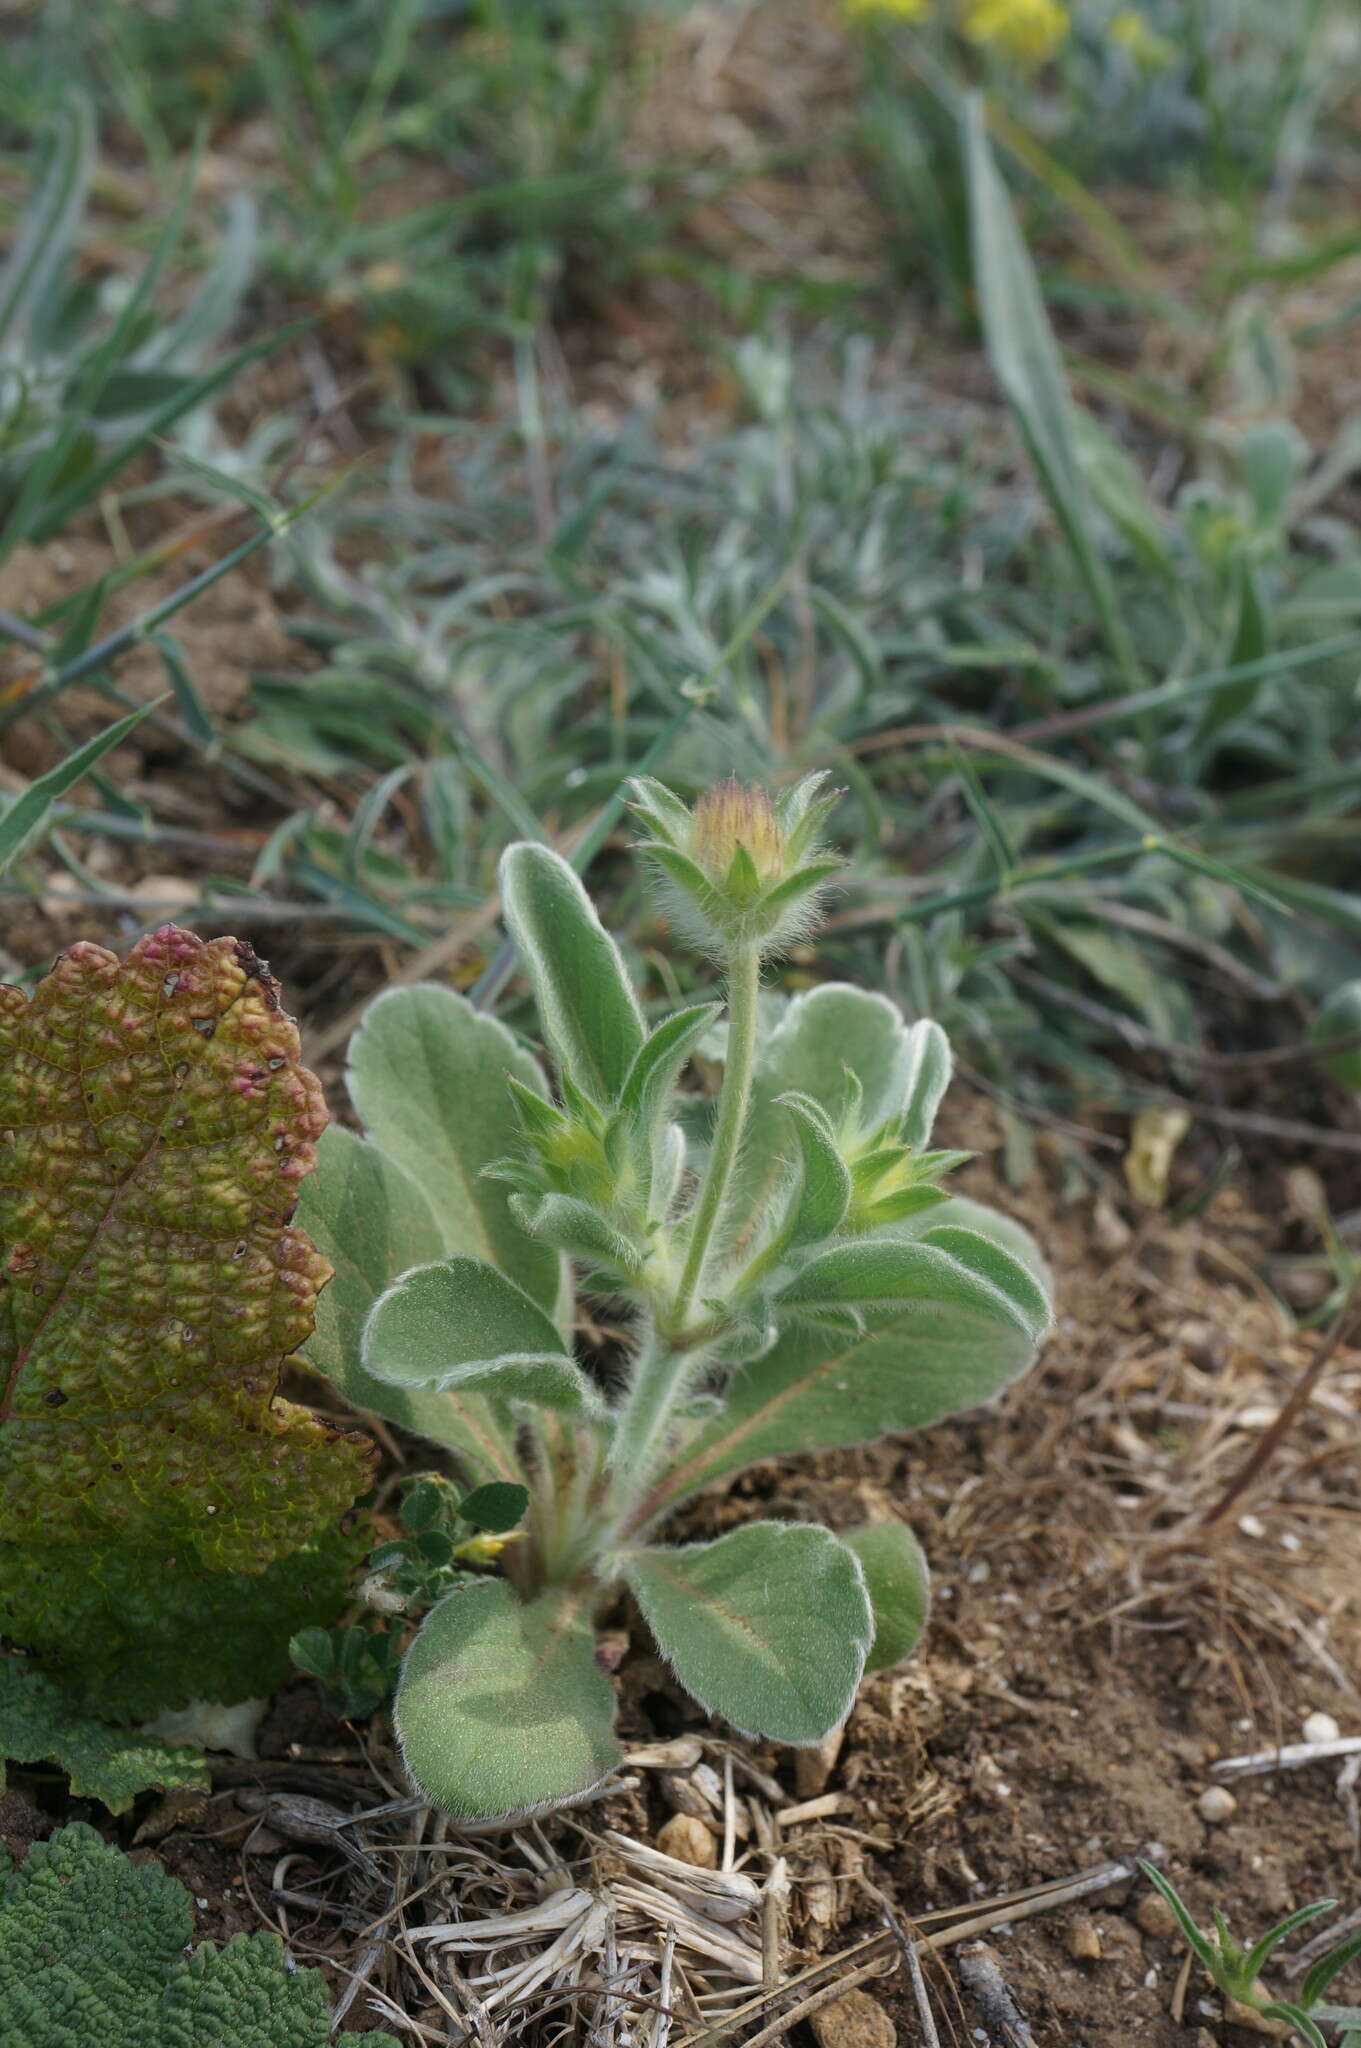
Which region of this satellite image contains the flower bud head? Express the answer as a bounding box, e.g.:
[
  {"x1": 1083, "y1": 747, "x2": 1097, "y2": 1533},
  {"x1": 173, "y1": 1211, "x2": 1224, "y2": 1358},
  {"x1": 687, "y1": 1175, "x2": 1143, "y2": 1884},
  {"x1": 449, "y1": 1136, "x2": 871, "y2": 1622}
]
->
[
  {"x1": 629, "y1": 772, "x2": 843, "y2": 959},
  {"x1": 693, "y1": 781, "x2": 784, "y2": 885}
]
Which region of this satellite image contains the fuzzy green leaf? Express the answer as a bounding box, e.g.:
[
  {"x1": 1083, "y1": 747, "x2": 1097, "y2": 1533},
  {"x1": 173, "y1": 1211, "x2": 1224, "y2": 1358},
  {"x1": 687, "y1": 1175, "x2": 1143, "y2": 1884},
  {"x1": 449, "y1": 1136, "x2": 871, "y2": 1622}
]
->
[
  {"x1": 782, "y1": 1230, "x2": 1050, "y2": 1340},
  {"x1": 500, "y1": 842, "x2": 644, "y2": 1106},
  {"x1": 727, "y1": 985, "x2": 919, "y2": 1236},
  {"x1": 624, "y1": 1523, "x2": 872, "y2": 1745},
  {"x1": 0, "y1": 1822, "x2": 399, "y2": 2046},
  {"x1": 900, "y1": 1018, "x2": 952, "y2": 1151},
  {"x1": 0, "y1": 1659, "x2": 208, "y2": 1813},
  {"x1": 618, "y1": 1002, "x2": 723, "y2": 1134},
  {"x1": 363, "y1": 1257, "x2": 599, "y2": 1412},
  {"x1": 0, "y1": 928, "x2": 374, "y2": 1585},
  {"x1": 777, "y1": 1092, "x2": 852, "y2": 1247},
  {"x1": 840, "y1": 1524, "x2": 930, "y2": 1673},
  {"x1": 298, "y1": 1126, "x2": 518, "y2": 1488},
  {"x1": 396, "y1": 1581, "x2": 621, "y2": 1820},
  {"x1": 345, "y1": 983, "x2": 565, "y2": 1317},
  {"x1": 510, "y1": 1192, "x2": 643, "y2": 1277},
  {"x1": 644, "y1": 1226, "x2": 1049, "y2": 1518}
]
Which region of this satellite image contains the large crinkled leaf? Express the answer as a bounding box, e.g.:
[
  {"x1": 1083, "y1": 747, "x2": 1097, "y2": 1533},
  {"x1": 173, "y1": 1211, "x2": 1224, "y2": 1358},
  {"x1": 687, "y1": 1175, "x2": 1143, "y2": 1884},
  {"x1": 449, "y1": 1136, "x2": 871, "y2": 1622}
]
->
[
  {"x1": 344, "y1": 984, "x2": 565, "y2": 1317},
  {"x1": 0, "y1": 1523, "x2": 363, "y2": 1719},
  {"x1": 297, "y1": 1126, "x2": 518, "y2": 1488},
  {"x1": 623, "y1": 1523, "x2": 872, "y2": 1744},
  {"x1": 396, "y1": 1581, "x2": 621, "y2": 1820},
  {"x1": 0, "y1": 1659, "x2": 208, "y2": 1814},
  {"x1": 0, "y1": 1822, "x2": 400, "y2": 2046},
  {"x1": 0, "y1": 927, "x2": 373, "y2": 1579},
  {"x1": 642, "y1": 1225, "x2": 1050, "y2": 1520}
]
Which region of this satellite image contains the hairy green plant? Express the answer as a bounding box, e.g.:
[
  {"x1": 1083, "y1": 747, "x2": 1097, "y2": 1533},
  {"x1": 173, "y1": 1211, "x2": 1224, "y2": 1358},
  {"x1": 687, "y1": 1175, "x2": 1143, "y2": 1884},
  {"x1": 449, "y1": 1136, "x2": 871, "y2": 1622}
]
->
[
  {"x1": 0, "y1": 925, "x2": 374, "y2": 1717},
  {"x1": 0, "y1": 1821, "x2": 398, "y2": 2046},
  {"x1": 299, "y1": 775, "x2": 1050, "y2": 1819},
  {"x1": 1140, "y1": 1863, "x2": 1361, "y2": 2048}
]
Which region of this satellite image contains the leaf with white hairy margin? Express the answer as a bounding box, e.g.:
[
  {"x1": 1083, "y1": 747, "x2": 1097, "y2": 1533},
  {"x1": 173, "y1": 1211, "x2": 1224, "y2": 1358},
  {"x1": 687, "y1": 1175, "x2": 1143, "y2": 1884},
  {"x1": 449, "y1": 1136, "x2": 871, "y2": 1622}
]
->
[
  {"x1": 780, "y1": 1231, "x2": 1050, "y2": 1341},
  {"x1": 722, "y1": 985, "x2": 916, "y2": 1240},
  {"x1": 500, "y1": 842, "x2": 644, "y2": 1107},
  {"x1": 640, "y1": 1227, "x2": 1050, "y2": 1520},
  {"x1": 362, "y1": 1258, "x2": 601, "y2": 1414},
  {"x1": 900, "y1": 1018, "x2": 951, "y2": 1150},
  {"x1": 841, "y1": 1523, "x2": 930, "y2": 1672},
  {"x1": 345, "y1": 984, "x2": 565, "y2": 1318},
  {"x1": 624, "y1": 1523, "x2": 872, "y2": 1745},
  {"x1": 298, "y1": 1128, "x2": 519, "y2": 1486},
  {"x1": 396, "y1": 1581, "x2": 621, "y2": 1820}
]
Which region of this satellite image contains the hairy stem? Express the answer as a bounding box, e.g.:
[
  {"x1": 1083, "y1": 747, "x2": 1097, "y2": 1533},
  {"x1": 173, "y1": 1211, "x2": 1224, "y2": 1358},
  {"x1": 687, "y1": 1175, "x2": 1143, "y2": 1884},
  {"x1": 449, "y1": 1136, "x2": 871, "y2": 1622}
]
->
[
  {"x1": 598, "y1": 949, "x2": 761, "y2": 1539},
  {"x1": 670, "y1": 943, "x2": 762, "y2": 1330}
]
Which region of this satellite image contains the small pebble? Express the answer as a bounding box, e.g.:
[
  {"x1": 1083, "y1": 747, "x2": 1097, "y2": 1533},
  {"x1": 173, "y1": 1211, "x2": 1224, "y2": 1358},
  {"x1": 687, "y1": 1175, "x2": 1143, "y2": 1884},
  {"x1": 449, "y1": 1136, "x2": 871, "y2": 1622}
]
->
[
  {"x1": 1197, "y1": 1786, "x2": 1238, "y2": 1825},
  {"x1": 656, "y1": 1812, "x2": 717, "y2": 1869},
  {"x1": 1134, "y1": 1894, "x2": 1178, "y2": 1940},
  {"x1": 1066, "y1": 1916, "x2": 1102, "y2": 1962},
  {"x1": 1303, "y1": 1711, "x2": 1341, "y2": 1744},
  {"x1": 1092, "y1": 1195, "x2": 1132, "y2": 1254}
]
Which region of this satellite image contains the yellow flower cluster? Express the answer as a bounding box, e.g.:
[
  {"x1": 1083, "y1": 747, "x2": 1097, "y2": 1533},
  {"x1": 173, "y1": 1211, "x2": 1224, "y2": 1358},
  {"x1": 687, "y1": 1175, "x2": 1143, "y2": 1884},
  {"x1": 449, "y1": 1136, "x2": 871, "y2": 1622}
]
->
[
  {"x1": 844, "y1": 0, "x2": 1071, "y2": 62},
  {"x1": 844, "y1": 0, "x2": 931, "y2": 17},
  {"x1": 960, "y1": 0, "x2": 1069, "y2": 59},
  {"x1": 1109, "y1": 8, "x2": 1175, "y2": 68}
]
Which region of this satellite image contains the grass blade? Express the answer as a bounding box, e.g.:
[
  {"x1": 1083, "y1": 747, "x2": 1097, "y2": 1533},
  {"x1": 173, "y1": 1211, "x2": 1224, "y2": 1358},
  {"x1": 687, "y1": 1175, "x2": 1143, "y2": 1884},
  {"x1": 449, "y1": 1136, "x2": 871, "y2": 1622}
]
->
[
  {"x1": 0, "y1": 702, "x2": 158, "y2": 876},
  {"x1": 963, "y1": 95, "x2": 1143, "y2": 692}
]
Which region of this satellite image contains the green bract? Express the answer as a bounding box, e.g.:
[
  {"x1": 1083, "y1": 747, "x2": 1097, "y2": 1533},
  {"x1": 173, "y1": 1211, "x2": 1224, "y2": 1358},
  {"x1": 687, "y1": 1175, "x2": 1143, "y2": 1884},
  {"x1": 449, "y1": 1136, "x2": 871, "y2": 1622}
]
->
[{"x1": 301, "y1": 777, "x2": 1053, "y2": 1820}]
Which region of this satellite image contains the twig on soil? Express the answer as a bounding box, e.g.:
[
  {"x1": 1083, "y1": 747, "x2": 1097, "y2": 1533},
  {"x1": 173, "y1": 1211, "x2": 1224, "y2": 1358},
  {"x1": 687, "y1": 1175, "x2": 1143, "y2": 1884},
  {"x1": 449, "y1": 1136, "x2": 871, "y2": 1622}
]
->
[
  {"x1": 1201, "y1": 1278, "x2": 1361, "y2": 1529},
  {"x1": 875, "y1": 1895, "x2": 943, "y2": 2048},
  {"x1": 1211, "y1": 1737, "x2": 1361, "y2": 1779},
  {"x1": 959, "y1": 1941, "x2": 1035, "y2": 2046}
]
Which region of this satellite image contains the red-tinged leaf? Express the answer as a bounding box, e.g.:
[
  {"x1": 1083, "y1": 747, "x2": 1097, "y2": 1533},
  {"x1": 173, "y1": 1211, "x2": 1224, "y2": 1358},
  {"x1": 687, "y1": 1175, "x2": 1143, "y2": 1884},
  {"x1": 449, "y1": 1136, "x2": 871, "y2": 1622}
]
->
[{"x1": 0, "y1": 926, "x2": 373, "y2": 1579}]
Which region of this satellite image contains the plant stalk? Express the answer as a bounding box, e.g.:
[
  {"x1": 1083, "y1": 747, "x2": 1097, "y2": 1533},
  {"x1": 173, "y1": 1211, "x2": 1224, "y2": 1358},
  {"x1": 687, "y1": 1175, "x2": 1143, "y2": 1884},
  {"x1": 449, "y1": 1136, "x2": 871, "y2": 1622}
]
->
[{"x1": 670, "y1": 943, "x2": 762, "y2": 1329}]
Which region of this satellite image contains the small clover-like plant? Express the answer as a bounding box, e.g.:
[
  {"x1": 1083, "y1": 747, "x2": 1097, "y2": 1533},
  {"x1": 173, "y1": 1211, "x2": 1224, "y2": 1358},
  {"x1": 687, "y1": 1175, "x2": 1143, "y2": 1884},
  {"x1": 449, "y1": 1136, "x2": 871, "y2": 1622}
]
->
[
  {"x1": 290, "y1": 1476, "x2": 528, "y2": 1718},
  {"x1": 299, "y1": 776, "x2": 1053, "y2": 1820},
  {"x1": 1140, "y1": 1864, "x2": 1361, "y2": 2048}
]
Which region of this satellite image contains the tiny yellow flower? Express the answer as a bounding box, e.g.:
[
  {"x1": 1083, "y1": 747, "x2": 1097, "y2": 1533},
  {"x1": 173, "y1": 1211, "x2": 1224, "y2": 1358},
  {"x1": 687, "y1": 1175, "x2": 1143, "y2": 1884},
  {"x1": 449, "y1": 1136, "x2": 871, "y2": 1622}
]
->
[
  {"x1": 961, "y1": 0, "x2": 1069, "y2": 61},
  {"x1": 1109, "y1": 8, "x2": 1175, "y2": 69},
  {"x1": 844, "y1": 0, "x2": 932, "y2": 20}
]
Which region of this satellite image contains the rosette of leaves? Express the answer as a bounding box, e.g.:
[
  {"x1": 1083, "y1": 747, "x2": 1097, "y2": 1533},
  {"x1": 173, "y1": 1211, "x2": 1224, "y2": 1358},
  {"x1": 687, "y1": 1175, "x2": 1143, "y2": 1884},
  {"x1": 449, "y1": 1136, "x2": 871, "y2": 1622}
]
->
[
  {"x1": 0, "y1": 926, "x2": 374, "y2": 1718},
  {"x1": 300, "y1": 777, "x2": 1051, "y2": 1821}
]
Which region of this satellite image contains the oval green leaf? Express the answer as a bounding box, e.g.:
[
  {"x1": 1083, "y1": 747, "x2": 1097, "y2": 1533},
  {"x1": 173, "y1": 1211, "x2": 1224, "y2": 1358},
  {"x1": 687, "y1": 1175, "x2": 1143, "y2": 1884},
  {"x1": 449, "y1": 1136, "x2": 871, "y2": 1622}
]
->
[
  {"x1": 298, "y1": 1127, "x2": 519, "y2": 1486},
  {"x1": 624, "y1": 1523, "x2": 872, "y2": 1745},
  {"x1": 345, "y1": 983, "x2": 565, "y2": 1315},
  {"x1": 500, "y1": 842, "x2": 644, "y2": 1106},
  {"x1": 362, "y1": 1257, "x2": 598, "y2": 1413},
  {"x1": 396, "y1": 1581, "x2": 622, "y2": 1820},
  {"x1": 841, "y1": 1523, "x2": 931, "y2": 1672}
]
